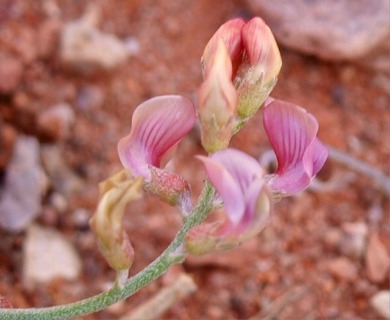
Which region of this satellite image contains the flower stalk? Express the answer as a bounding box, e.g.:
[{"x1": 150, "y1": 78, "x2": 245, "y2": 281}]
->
[{"x1": 0, "y1": 183, "x2": 215, "y2": 320}]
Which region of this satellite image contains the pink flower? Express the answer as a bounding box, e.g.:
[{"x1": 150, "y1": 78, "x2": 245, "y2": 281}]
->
[
  {"x1": 118, "y1": 95, "x2": 196, "y2": 210},
  {"x1": 118, "y1": 95, "x2": 196, "y2": 180},
  {"x1": 263, "y1": 99, "x2": 328, "y2": 196},
  {"x1": 186, "y1": 149, "x2": 272, "y2": 254}
]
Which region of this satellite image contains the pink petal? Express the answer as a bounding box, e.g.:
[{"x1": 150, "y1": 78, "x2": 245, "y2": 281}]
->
[
  {"x1": 198, "y1": 149, "x2": 264, "y2": 225},
  {"x1": 240, "y1": 178, "x2": 266, "y2": 227},
  {"x1": 241, "y1": 17, "x2": 282, "y2": 83},
  {"x1": 312, "y1": 139, "x2": 328, "y2": 175},
  {"x1": 202, "y1": 18, "x2": 245, "y2": 78},
  {"x1": 198, "y1": 40, "x2": 237, "y2": 121},
  {"x1": 263, "y1": 99, "x2": 327, "y2": 195},
  {"x1": 188, "y1": 149, "x2": 271, "y2": 254},
  {"x1": 118, "y1": 95, "x2": 196, "y2": 179},
  {"x1": 198, "y1": 40, "x2": 238, "y2": 153},
  {"x1": 197, "y1": 155, "x2": 245, "y2": 225},
  {"x1": 211, "y1": 148, "x2": 264, "y2": 192},
  {"x1": 234, "y1": 180, "x2": 271, "y2": 242}
]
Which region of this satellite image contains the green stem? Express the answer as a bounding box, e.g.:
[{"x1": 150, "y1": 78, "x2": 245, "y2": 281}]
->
[{"x1": 0, "y1": 182, "x2": 215, "y2": 320}]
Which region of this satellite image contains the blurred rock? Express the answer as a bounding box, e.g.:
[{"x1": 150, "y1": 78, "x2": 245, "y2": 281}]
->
[
  {"x1": 365, "y1": 233, "x2": 390, "y2": 283},
  {"x1": 323, "y1": 228, "x2": 342, "y2": 250},
  {"x1": 245, "y1": 0, "x2": 390, "y2": 73},
  {"x1": 37, "y1": 19, "x2": 62, "y2": 59},
  {"x1": 122, "y1": 273, "x2": 197, "y2": 320},
  {"x1": 327, "y1": 257, "x2": 358, "y2": 282},
  {"x1": 37, "y1": 103, "x2": 75, "y2": 141},
  {"x1": 0, "y1": 136, "x2": 48, "y2": 232},
  {"x1": 0, "y1": 55, "x2": 23, "y2": 94},
  {"x1": 367, "y1": 204, "x2": 384, "y2": 226},
  {"x1": 123, "y1": 37, "x2": 141, "y2": 56},
  {"x1": 13, "y1": 27, "x2": 38, "y2": 64},
  {"x1": 339, "y1": 222, "x2": 368, "y2": 260},
  {"x1": 72, "y1": 208, "x2": 91, "y2": 230},
  {"x1": 60, "y1": 7, "x2": 130, "y2": 73},
  {"x1": 0, "y1": 122, "x2": 17, "y2": 170},
  {"x1": 23, "y1": 224, "x2": 82, "y2": 286},
  {"x1": 76, "y1": 85, "x2": 104, "y2": 111},
  {"x1": 49, "y1": 192, "x2": 68, "y2": 214},
  {"x1": 370, "y1": 291, "x2": 390, "y2": 320},
  {"x1": 40, "y1": 144, "x2": 83, "y2": 196}
]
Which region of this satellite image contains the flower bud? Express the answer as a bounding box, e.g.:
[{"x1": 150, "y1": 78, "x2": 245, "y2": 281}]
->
[
  {"x1": 235, "y1": 17, "x2": 282, "y2": 126},
  {"x1": 201, "y1": 18, "x2": 245, "y2": 79},
  {"x1": 198, "y1": 40, "x2": 238, "y2": 153},
  {"x1": 200, "y1": 17, "x2": 282, "y2": 135},
  {"x1": 89, "y1": 170, "x2": 143, "y2": 271}
]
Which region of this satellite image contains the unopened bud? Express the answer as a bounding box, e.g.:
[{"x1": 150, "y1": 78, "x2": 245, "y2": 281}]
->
[
  {"x1": 90, "y1": 169, "x2": 143, "y2": 271},
  {"x1": 201, "y1": 18, "x2": 245, "y2": 79},
  {"x1": 235, "y1": 18, "x2": 282, "y2": 126},
  {"x1": 198, "y1": 40, "x2": 238, "y2": 153}
]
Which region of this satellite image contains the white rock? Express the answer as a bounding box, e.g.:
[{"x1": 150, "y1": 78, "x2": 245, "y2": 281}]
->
[
  {"x1": 327, "y1": 257, "x2": 358, "y2": 282},
  {"x1": 23, "y1": 224, "x2": 82, "y2": 286},
  {"x1": 40, "y1": 144, "x2": 83, "y2": 196},
  {"x1": 365, "y1": 233, "x2": 390, "y2": 283},
  {"x1": 339, "y1": 222, "x2": 368, "y2": 259},
  {"x1": 245, "y1": 0, "x2": 390, "y2": 72},
  {"x1": 370, "y1": 291, "x2": 390, "y2": 319},
  {"x1": 60, "y1": 7, "x2": 130, "y2": 73},
  {"x1": 0, "y1": 136, "x2": 48, "y2": 232}
]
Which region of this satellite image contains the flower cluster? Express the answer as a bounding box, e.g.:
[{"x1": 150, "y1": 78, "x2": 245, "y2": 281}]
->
[
  {"x1": 91, "y1": 17, "x2": 328, "y2": 267},
  {"x1": 198, "y1": 17, "x2": 282, "y2": 153}
]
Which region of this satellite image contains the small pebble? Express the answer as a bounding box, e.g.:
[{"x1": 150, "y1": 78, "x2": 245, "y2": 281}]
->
[
  {"x1": 23, "y1": 224, "x2": 82, "y2": 287},
  {"x1": 0, "y1": 136, "x2": 47, "y2": 232},
  {"x1": 370, "y1": 291, "x2": 390, "y2": 319},
  {"x1": 328, "y1": 257, "x2": 358, "y2": 282},
  {"x1": 0, "y1": 56, "x2": 23, "y2": 94},
  {"x1": 37, "y1": 103, "x2": 75, "y2": 141}
]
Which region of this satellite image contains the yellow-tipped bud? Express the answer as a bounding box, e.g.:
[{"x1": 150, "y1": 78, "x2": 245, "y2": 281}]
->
[{"x1": 90, "y1": 169, "x2": 143, "y2": 271}]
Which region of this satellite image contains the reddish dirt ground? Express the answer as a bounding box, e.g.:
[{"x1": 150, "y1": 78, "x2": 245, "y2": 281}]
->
[{"x1": 0, "y1": 0, "x2": 389, "y2": 319}]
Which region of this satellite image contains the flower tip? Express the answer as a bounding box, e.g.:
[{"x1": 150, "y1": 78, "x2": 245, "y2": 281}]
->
[
  {"x1": 242, "y1": 17, "x2": 282, "y2": 81},
  {"x1": 202, "y1": 18, "x2": 245, "y2": 77}
]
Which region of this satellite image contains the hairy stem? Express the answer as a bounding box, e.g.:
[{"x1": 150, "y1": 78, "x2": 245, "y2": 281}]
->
[{"x1": 0, "y1": 182, "x2": 215, "y2": 320}]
